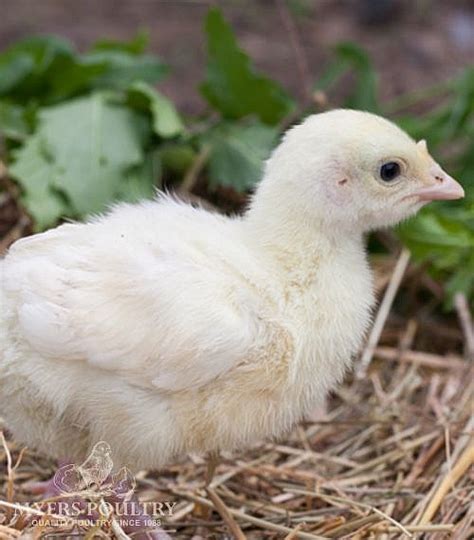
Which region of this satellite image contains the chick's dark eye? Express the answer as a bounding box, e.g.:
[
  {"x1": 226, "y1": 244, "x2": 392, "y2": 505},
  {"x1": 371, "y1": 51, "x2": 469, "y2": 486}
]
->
[{"x1": 380, "y1": 161, "x2": 401, "y2": 182}]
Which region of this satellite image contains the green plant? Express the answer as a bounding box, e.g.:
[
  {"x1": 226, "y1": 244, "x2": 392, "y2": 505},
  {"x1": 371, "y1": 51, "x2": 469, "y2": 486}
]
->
[
  {"x1": 0, "y1": 9, "x2": 290, "y2": 229},
  {"x1": 0, "y1": 8, "x2": 472, "y2": 306},
  {"x1": 394, "y1": 71, "x2": 474, "y2": 307}
]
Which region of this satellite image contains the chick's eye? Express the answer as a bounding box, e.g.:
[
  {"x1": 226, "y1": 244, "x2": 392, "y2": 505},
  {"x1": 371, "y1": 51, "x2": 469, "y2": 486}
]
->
[{"x1": 380, "y1": 161, "x2": 401, "y2": 182}]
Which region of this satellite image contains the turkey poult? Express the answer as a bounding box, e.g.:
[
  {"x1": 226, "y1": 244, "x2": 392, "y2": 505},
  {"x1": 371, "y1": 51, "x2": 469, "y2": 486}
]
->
[{"x1": 0, "y1": 109, "x2": 464, "y2": 471}]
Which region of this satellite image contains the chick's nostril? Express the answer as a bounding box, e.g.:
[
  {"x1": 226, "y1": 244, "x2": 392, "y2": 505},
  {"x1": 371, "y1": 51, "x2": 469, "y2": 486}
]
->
[{"x1": 434, "y1": 175, "x2": 443, "y2": 183}]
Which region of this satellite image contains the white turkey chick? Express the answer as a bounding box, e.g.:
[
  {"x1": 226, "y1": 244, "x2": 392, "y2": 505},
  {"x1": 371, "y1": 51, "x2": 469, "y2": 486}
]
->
[{"x1": 0, "y1": 109, "x2": 464, "y2": 473}]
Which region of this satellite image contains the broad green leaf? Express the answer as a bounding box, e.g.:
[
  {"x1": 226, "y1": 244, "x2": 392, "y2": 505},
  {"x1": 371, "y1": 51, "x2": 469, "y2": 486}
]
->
[
  {"x1": 46, "y1": 56, "x2": 108, "y2": 101},
  {"x1": 5, "y1": 35, "x2": 74, "y2": 70},
  {"x1": 201, "y1": 8, "x2": 294, "y2": 124},
  {"x1": 83, "y1": 50, "x2": 168, "y2": 90},
  {"x1": 0, "y1": 53, "x2": 33, "y2": 95},
  {"x1": 0, "y1": 101, "x2": 29, "y2": 140},
  {"x1": 399, "y1": 212, "x2": 473, "y2": 259},
  {"x1": 9, "y1": 135, "x2": 68, "y2": 230},
  {"x1": 127, "y1": 81, "x2": 184, "y2": 138},
  {"x1": 118, "y1": 150, "x2": 162, "y2": 202},
  {"x1": 203, "y1": 121, "x2": 277, "y2": 191},
  {"x1": 39, "y1": 94, "x2": 150, "y2": 215},
  {"x1": 399, "y1": 208, "x2": 474, "y2": 303},
  {"x1": 0, "y1": 34, "x2": 167, "y2": 103},
  {"x1": 0, "y1": 36, "x2": 76, "y2": 101}
]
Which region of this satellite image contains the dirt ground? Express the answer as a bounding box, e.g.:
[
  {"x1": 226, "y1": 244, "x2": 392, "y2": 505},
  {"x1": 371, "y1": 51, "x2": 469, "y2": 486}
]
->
[{"x1": 0, "y1": 0, "x2": 473, "y2": 114}]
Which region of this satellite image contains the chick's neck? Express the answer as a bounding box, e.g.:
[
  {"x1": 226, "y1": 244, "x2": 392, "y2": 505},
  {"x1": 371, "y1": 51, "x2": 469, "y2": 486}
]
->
[{"x1": 242, "y1": 196, "x2": 366, "y2": 279}]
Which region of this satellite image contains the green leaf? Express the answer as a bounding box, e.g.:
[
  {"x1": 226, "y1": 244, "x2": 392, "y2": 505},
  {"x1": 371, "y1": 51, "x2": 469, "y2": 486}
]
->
[
  {"x1": 393, "y1": 69, "x2": 474, "y2": 307},
  {"x1": 400, "y1": 211, "x2": 473, "y2": 251},
  {"x1": 316, "y1": 42, "x2": 379, "y2": 112},
  {"x1": 83, "y1": 50, "x2": 168, "y2": 90},
  {"x1": 399, "y1": 207, "x2": 474, "y2": 304},
  {"x1": 445, "y1": 265, "x2": 474, "y2": 307},
  {"x1": 118, "y1": 150, "x2": 162, "y2": 202},
  {"x1": 336, "y1": 43, "x2": 378, "y2": 111},
  {"x1": 160, "y1": 143, "x2": 196, "y2": 176},
  {"x1": 38, "y1": 93, "x2": 150, "y2": 215},
  {"x1": 46, "y1": 56, "x2": 108, "y2": 101},
  {"x1": 9, "y1": 135, "x2": 68, "y2": 230},
  {"x1": 203, "y1": 121, "x2": 277, "y2": 191},
  {"x1": 0, "y1": 34, "x2": 167, "y2": 104},
  {"x1": 0, "y1": 36, "x2": 76, "y2": 101},
  {"x1": 5, "y1": 35, "x2": 74, "y2": 70},
  {"x1": 201, "y1": 8, "x2": 294, "y2": 124},
  {"x1": 314, "y1": 60, "x2": 349, "y2": 93},
  {"x1": 92, "y1": 31, "x2": 149, "y2": 55},
  {"x1": 127, "y1": 81, "x2": 184, "y2": 138},
  {"x1": 0, "y1": 101, "x2": 29, "y2": 140},
  {"x1": 0, "y1": 53, "x2": 33, "y2": 95}
]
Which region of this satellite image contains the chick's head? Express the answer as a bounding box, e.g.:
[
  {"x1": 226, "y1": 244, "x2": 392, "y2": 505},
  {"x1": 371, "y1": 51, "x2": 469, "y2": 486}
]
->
[{"x1": 261, "y1": 109, "x2": 464, "y2": 233}]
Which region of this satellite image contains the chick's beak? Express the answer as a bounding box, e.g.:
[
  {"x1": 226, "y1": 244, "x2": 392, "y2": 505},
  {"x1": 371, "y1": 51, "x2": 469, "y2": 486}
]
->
[{"x1": 412, "y1": 168, "x2": 465, "y2": 202}]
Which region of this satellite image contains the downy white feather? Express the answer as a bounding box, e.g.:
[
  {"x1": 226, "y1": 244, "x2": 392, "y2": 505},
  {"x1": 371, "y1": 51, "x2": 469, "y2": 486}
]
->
[{"x1": 0, "y1": 109, "x2": 463, "y2": 469}]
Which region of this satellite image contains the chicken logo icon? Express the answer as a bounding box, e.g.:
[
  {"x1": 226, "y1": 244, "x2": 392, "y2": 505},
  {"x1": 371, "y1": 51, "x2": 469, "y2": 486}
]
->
[
  {"x1": 32, "y1": 443, "x2": 175, "y2": 537},
  {"x1": 53, "y1": 441, "x2": 136, "y2": 501}
]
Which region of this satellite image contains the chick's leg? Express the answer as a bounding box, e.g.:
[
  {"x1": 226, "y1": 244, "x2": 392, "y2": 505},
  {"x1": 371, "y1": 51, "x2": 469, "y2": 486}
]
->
[{"x1": 205, "y1": 450, "x2": 220, "y2": 486}]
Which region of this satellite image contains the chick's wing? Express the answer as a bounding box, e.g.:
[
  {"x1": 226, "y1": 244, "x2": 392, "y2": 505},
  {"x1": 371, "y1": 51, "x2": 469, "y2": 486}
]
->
[{"x1": 3, "y1": 225, "x2": 261, "y2": 392}]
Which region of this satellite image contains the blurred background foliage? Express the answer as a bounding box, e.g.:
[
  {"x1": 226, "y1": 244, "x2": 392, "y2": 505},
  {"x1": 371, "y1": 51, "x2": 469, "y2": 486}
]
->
[{"x1": 0, "y1": 2, "x2": 472, "y2": 308}]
